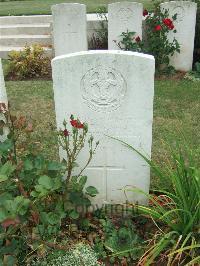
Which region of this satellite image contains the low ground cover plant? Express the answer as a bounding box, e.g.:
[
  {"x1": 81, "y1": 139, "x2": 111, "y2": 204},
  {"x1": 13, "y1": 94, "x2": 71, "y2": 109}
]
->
[
  {"x1": 30, "y1": 243, "x2": 103, "y2": 266},
  {"x1": 6, "y1": 44, "x2": 51, "y2": 80}
]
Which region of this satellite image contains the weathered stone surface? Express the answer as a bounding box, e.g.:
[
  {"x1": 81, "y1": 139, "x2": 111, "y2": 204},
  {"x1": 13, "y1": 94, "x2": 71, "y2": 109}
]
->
[
  {"x1": 52, "y1": 51, "x2": 155, "y2": 206},
  {"x1": 160, "y1": 1, "x2": 197, "y2": 71},
  {"x1": 52, "y1": 3, "x2": 88, "y2": 56},
  {"x1": 0, "y1": 59, "x2": 7, "y2": 104},
  {"x1": 108, "y1": 2, "x2": 143, "y2": 50},
  {"x1": 0, "y1": 59, "x2": 9, "y2": 142}
]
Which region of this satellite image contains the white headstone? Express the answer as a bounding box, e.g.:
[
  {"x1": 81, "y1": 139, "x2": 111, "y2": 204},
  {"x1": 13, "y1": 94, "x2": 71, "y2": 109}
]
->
[
  {"x1": 52, "y1": 51, "x2": 155, "y2": 206},
  {"x1": 108, "y1": 2, "x2": 143, "y2": 50},
  {"x1": 160, "y1": 1, "x2": 197, "y2": 71},
  {"x1": 52, "y1": 3, "x2": 88, "y2": 56},
  {"x1": 0, "y1": 59, "x2": 9, "y2": 142}
]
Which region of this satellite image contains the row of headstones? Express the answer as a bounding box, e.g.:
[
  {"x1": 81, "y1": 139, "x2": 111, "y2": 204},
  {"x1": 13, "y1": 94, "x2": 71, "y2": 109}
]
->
[
  {"x1": 0, "y1": 1, "x2": 196, "y2": 207},
  {"x1": 0, "y1": 47, "x2": 155, "y2": 206},
  {"x1": 52, "y1": 1, "x2": 197, "y2": 72}
]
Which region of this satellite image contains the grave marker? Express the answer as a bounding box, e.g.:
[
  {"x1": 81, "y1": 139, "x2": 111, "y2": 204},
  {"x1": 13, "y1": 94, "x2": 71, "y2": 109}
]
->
[
  {"x1": 52, "y1": 51, "x2": 155, "y2": 205},
  {"x1": 108, "y1": 2, "x2": 143, "y2": 50},
  {"x1": 160, "y1": 1, "x2": 197, "y2": 71},
  {"x1": 52, "y1": 3, "x2": 88, "y2": 56}
]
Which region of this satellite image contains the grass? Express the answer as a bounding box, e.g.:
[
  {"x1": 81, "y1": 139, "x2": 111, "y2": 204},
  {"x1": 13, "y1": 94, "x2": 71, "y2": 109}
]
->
[
  {"x1": 5, "y1": 78, "x2": 200, "y2": 189},
  {"x1": 0, "y1": 0, "x2": 153, "y2": 16}
]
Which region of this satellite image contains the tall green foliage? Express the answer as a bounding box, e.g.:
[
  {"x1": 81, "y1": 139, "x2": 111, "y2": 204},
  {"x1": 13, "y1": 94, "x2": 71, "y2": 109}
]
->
[{"x1": 112, "y1": 137, "x2": 200, "y2": 265}]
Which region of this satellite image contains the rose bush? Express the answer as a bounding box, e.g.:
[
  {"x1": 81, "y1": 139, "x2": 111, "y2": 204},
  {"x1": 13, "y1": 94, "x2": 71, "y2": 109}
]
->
[
  {"x1": 117, "y1": 4, "x2": 180, "y2": 73},
  {"x1": 143, "y1": 5, "x2": 180, "y2": 72},
  {"x1": 0, "y1": 105, "x2": 99, "y2": 265}
]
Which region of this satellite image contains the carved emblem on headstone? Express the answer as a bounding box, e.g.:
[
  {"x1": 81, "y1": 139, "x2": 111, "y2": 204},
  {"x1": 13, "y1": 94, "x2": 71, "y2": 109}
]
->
[
  {"x1": 81, "y1": 66, "x2": 126, "y2": 112},
  {"x1": 116, "y1": 8, "x2": 133, "y2": 22},
  {"x1": 173, "y1": 6, "x2": 185, "y2": 22}
]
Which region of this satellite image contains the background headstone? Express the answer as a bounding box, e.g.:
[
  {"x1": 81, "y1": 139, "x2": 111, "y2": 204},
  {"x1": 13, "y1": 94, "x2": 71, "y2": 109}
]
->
[
  {"x1": 52, "y1": 3, "x2": 88, "y2": 56},
  {"x1": 0, "y1": 59, "x2": 9, "y2": 142},
  {"x1": 52, "y1": 51, "x2": 155, "y2": 206},
  {"x1": 160, "y1": 1, "x2": 197, "y2": 71},
  {"x1": 108, "y1": 2, "x2": 143, "y2": 50}
]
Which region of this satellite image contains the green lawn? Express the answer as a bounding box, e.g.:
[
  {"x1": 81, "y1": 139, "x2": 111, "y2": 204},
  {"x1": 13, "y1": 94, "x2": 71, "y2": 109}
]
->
[
  {"x1": 5, "y1": 79, "x2": 200, "y2": 189},
  {"x1": 0, "y1": 0, "x2": 153, "y2": 16}
]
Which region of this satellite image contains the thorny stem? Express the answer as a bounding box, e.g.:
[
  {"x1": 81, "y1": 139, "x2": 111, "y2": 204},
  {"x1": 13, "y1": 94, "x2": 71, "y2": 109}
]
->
[{"x1": 77, "y1": 144, "x2": 98, "y2": 178}]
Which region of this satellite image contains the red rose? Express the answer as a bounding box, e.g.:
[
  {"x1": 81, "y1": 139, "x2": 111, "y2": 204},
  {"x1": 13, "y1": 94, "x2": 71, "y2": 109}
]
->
[
  {"x1": 143, "y1": 9, "x2": 148, "y2": 16},
  {"x1": 163, "y1": 18, "x2": 172, "y2": 26},
  {"x1": 163, "y1": 18, "x2": 174, "y2": 30},
  {"x1": 135, "y1": 36, "x2": 141, "y2": 43},
  {"x1": 70, "y1": 119, "x2": 84, "y2": 129},
  {"x1": 63, "y1": 129, "x2": 69, "y2": 136},
  {"x1": 154, "y1": 25, "x2": 162, "y2": 31},
  {"x1": 169, "y1": 23, "x2": 174, "y2": 30}
]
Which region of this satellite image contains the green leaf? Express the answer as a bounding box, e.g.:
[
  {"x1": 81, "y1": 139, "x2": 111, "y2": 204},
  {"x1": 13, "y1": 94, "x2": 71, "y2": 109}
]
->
[
  {"x1": 47, "y1": 212, "x2": 61, "y2": 225},
  {"x1": 0, "y1": 139, "x2": 13, "y2": 153},
  {"x1": 0, "y1": 192, "x2": 13, "y2": 204},
  {"x1": 6, "y1": 255, "x2": 15, "y2": 266},
  {"x1": 0, "y1": 161, "x2": 16, "y2": 177},
  {"x1": 39, "y1": 212, "x2": 49, "y2": 224},
  {"x1": 85, "y1": 186, "x2": 99, "y2": 197},
  {"x1": 23, "y1": 159, "x2": 34, "y2": 171},
  {"x1": 69, "y1": 192, "x2": 85, "y2": 205},
  {"x1": 34, "y1": 155, "x2": 45, "y2": 170},
  {"x1": 0, "y1": 174, "x2": 8, "y2": 183},
  {"x1": 38, "y1": 175, "x2": 53, "y2": 190},
  {"x1": 78, "y1": 176, "x2": 87, "y2": 190},
  {"x1": 53, "y1": 177, "x2": 62, "y2": 190},
  {"x1": 0, "y1": 208, "x2": 8, "y2": 222},
  {"x1": 80, "y1": 218, "x2": 90, "y2": 229},
  {"x1": 34, "y1": 185, "x2": 48, "y2": 197},
  {"x1": 69, "y1": 210, "x2": 79, "y2": 220},
  {"x1": 47, "y1": 161, "x2": 63, "y2": 171},
  {"x1": 39, "y1": 212, "x2": 61, "y2": 226},
  {"x1": 30, "y1": 191, "x2": 38, "y2": 198},
  {"x1": 14, "y1": 196, "x2": 30, "y2": 216}
]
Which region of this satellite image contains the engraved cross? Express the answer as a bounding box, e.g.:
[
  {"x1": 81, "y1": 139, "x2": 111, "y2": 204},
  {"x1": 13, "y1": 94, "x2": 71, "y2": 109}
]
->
[{"x1": 86, "y1": 147, "x2": 125, "y2": 173}]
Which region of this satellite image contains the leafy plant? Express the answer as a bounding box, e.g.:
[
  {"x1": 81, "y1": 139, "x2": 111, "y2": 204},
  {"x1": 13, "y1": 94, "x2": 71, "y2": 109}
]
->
[
  {"x1": 144, "y1": 4, "x2": 180, "y2": 72},
  {"x1": 30, "y1": 243, "x2": 104, "y2": 266},
  {"x1": 112, "y1": 137, "x2": 200, "y2": 265},
  {"x1": 94, "y1": 218, "x2": 144, "y2": 264},
  {"x1": 7, "y1": 44, "x2": 51, "y2": 80},
  {"x1": 116, "y1": 31, "x2": 143, "y2": 52},
  {"x1": 0, "y1": 104, "x2": 99, "y2": 264},
  {"x1": 117, "y1": 4, "x2": 180, "y2": 73},
  {"x1": 57, "y1": 115, "x2": 99, "y2": 217}
]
